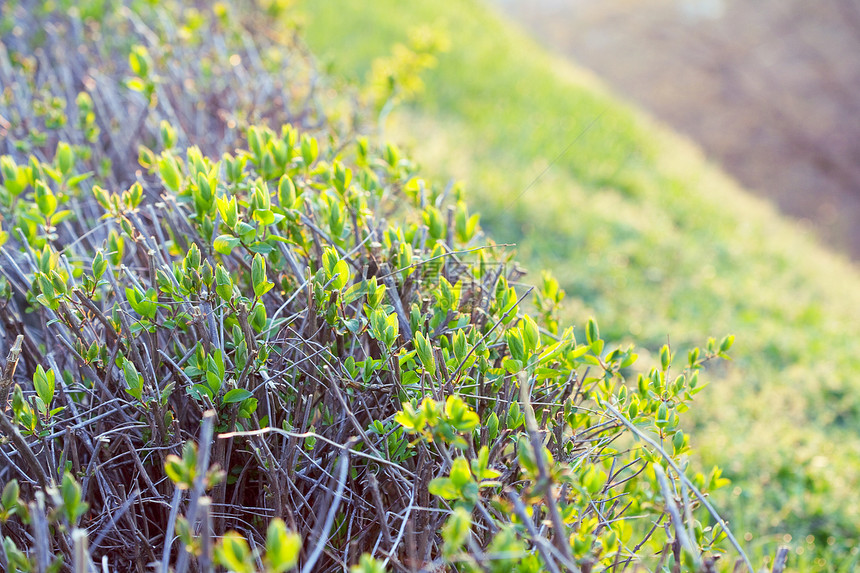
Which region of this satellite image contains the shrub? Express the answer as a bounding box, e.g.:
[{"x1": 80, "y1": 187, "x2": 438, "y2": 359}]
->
[{"x1": 0, "y1": 1, "x2": 760, "y2": 572}]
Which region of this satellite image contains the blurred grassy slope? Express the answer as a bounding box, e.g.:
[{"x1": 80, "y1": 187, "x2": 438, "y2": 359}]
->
[{"x1": 295, "y1": 0, "x2": 860, "y2": 561}]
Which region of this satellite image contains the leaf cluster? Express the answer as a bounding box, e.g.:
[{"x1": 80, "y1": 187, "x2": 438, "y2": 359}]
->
[{"x1": 0, "y1": 1, "x2": 749, "y2": 572}]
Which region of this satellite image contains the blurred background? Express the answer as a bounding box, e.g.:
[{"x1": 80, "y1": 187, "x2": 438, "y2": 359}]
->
[{"x1": 493, "y1": 0, "x2": 860, "y2": 257}]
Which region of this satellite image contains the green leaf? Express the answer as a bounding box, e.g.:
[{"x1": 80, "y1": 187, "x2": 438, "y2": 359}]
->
[
  {"x1": 471, "y1": 446, "x2": 501, "y2": 480},
  {"x1": 254, "y1": 208, "x2": 275, "y2": 226},
  {"x1": 66, "y1": 172, "x2": 93, "y2": 188},
  {"x1": 128, "y1": 45, "x2": 150, "y2": 77},
  {"x1": 428, "y1": 477, "x2": 459, "y2": 500},
  {"x1": 516, "y1": 434, "x2": 538, "y2": 476},
  {"x1": 126, "y1": 77, "x2": 147, "y2": 92},
  {"x1": 300, "y1": 134, "x2": 318, "y2": 167},
  {"x1": 213, "y1": 234, "x2": 241, "y2": 255},
  {"x1": 252, "y1": 253, "x2": 273, "y2": 297},
  {"x1": 394, "y1": 401, "x2": 424, "y2": 432},
  {"x1": 502, "y1": 358, "x2": 522, "y2": 374},
  {"x1": 442, "y1": 506, "x2": 472, "y2": 557},
  {"x1": 217, "y1": 195, "x2": 239, "y2": 230},
  {"x1": 277, "y1": 175, "x2": 296, "y2": 206},
  {"x1": 92, "y1": 185, "x2": 110, "y2": 208},
  {"x1": 586, "y1": 317, "x2": 599, "y2": 347},
  {"x1": 350, "y1": 553, "x2": 387, "y2": 573},
  {"x1": 660, "y1": 345, "x2": 671, "y2": 371},
  {"x1": 505, "y1": 329, "x2": 525, "y2": 362},
  {"x1": 164, "y1": 457, "x2": 187, "y2": 488},
  {"x1": 223, "y1": 388, "x2": 253, "y2": 404},
  {"x1": 50, "y1": 210, "x2": 74, "y2": 226},
  {"x1": 55, "y1": 142, "x2": 74, "y2": 175},
  {"x1": 448, "y1": 457, "x2": 473, "y2": 489},
  {"x1": 33, "y1": 365, "x2": 55, "y2": 407},
  {"x1": 160, "y1": 120, "x2": 176, "y2": 149},
  {"x1": 656, "y1": 402, "x2": 669, "y2": 427},
  {"x1": 158, "y1": 153, "x2": 182, "y2": 192},
  {"x1": 190, "y1": 383, "x2": 214, "y2": 402},
  {"x1": 34, "y1": 180, "x2": 57, "y2": 217},
  {"x1": 673, "y1": 430, "x2": 686, "y2": 453},
  {"x1": 413, "y1": 331, "x2": 436, "y2": 375},
  {"x1": 251, "y1": 303, "x2": 267, "y2": 331},
  {"x1": 521, "y1": 315, "x2": 540, "y2": 354},
  {"x1": 61, "y1": 472, "x2": 88, "y2": 524},
  {"x1": 627, "y1": 400, "x2": 639, "y2": 419},
  {"x1": 206, "y1": 371, "x2": 222, "y2": 396},
  {"x1": 1, "y1": 480, "x2": 19, "y2": 512},
  {"x1": 583, "y1": 464, "x2": 606, "y2": 495},
  {"x1": 331, "y1": 259, "x2": 350, "y2": 291},
  {"x1": 215, "y1": 265, "x2": 233, "y2": 301},
  {"x1": 444, "y1": 395, "x2": 479, "y2": 433},
  {"x1": 486, "y1": 411, "x2": 499, "y2": 442},
  {"x1": 265, "y1": 518, "x2": 301, "y2": 573},
  {"x1": 3, "y1": 536, "x2": 30, "y2": 570},
  {"x1": 122, "y1": 359, "x2": 143, "y2": 401},
  {"x1": 248, "y1": 242, "x2": 275, "y2": 255},
  {"x1": 0, "y1": 156, "x2": 27, "y2": 196},
  {"x1": 215, "y1": 532, "x2": 254, "y2": 573}
]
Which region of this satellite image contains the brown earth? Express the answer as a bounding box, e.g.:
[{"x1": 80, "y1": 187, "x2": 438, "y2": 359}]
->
[{"x1": 492, "y1": 0, "x2": 860, "y2": 258}]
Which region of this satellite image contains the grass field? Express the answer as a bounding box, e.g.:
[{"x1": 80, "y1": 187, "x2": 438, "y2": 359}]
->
[{"x1": 293, "y1": 1, "x2": 860, "y2": 569}]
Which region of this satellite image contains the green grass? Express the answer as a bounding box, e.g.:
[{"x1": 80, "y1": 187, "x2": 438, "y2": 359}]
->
[{"x1": 294, "y1": 0, "x2": 860, "y2": 568}]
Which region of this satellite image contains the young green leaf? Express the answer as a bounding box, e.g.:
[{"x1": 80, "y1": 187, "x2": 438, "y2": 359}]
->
[
  {"x1": 444, "y1": 395, "x2": 479, "y2": 433},
  {"x1": 158, "y1": 152, "x2": 182, "y2": 192},
  {"x1": 660, "y1": 345, "x2": 671, "y2": 371},
  {"x1": 441, "y1": 506, "x2": 472, "y2": 557},
  {"x1": 128, "y1": 45, "x2": 151, "y2": 77},
  {"x1": 414, "y1": 331, "x2": 436, "y2": 375},
  {"x1": 215, "y1": 532, "x2": 254, "y2": 573},
  {"x1": 215, "y1": 264, "x2": 234, "y2": 301},
  {"x1": 55, "y1": 142, "x2": 75, "y2": 175},
  {"x1": 222, "y1": 388, "x2": 253, "y2": 404},
  {"x1": 1, "y1": 479, "x2": 19, "y2": 514},
  {"x1": 719, "y1": 334, "x2": 735, "y2": 354},
  {"x1": 505, "y1": 329, "x2": 525, "y2": 363},
  {"x1": 34, "y1": 180, "x2": 58, "y2": 217},
  {"x1": 265, "y1": 518, "x2": 301, "y2": 573},
  {"x1": 585, "y1": 317, "x2": 599, "y2": 347},
  {"x1": 213, "y1": 234, "x2": 241, "y2": 255},
  {"x1": 60, "y1": 472, "x2": 89, "y2": 524},
  {"x1": 33, "y1": 365, "x2": 55, "y2": 408},
  {"x1": 122, "y1": 358, "x2": 143, "y2": 401},
  {"x1": 350, "y1": 554, "x2": 387, "y2": 573},
  {"x1": 252, "y1": 253, "x2": 274, "y2": 297}
]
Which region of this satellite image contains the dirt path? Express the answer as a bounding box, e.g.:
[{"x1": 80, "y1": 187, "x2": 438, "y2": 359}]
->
[{"x1": 492, "y1": 0, "x2": 860, "y2": 258}]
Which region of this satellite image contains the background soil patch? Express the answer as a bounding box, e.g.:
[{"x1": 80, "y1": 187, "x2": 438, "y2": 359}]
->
[{"x1": 493, "y1": 0, "x2": 860, "y2": 258}]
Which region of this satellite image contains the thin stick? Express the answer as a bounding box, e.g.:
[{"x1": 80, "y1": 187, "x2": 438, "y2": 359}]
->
[
  {"x1": 300, "y1": 446, "x2": 351, "y2": 573},
  {"x1": 506, "y1": 490, "x2": 566, "y2": 573},
  {"x1": 376, "y1": 243, "x2": 514, "y2": 281},
  {"x1": 519, "y1": 373, "x2": 573, "y2": 563},
  {"x1": 653, "y1": 463, "x2": 699, "y2": 568},
  {"x1": 0, "y1": 403, "x2": 51, "y2": 488},
  {"x1": 604, "y1": 401, "x2": 754, "y2": 572},
  {"x1": 0, "y1": 334, "x2": 22, "y2": 407},
  {"x1": 72, "y1": 528, "x2": 94, "y2": 573},
  {"x1": 771, "y1": 547, "x2": 789, "y2": 573},
  {"x1": 446, "y1": 287, "x2": 533, "y2": 386},
  {"x1": 88, "y1": 489, "x2": 142, "y2": 554},
  {"x1": 161, "y1": 487, "x2": 184, "y2": 573},
  {"x1": 220, "y1": 427, "x2": 415, "y2": 477},
  {"x1": 174, "y1": 410, "x2": 217, "y2": 573}
]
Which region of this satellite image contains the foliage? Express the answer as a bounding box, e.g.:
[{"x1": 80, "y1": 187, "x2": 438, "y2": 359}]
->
[
  {"x1": 0, "y1": 1, "x2": 759, "y2": 572},
  {"x1": 296, "y1": 0, "x2": 860, "y2": 569}
]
